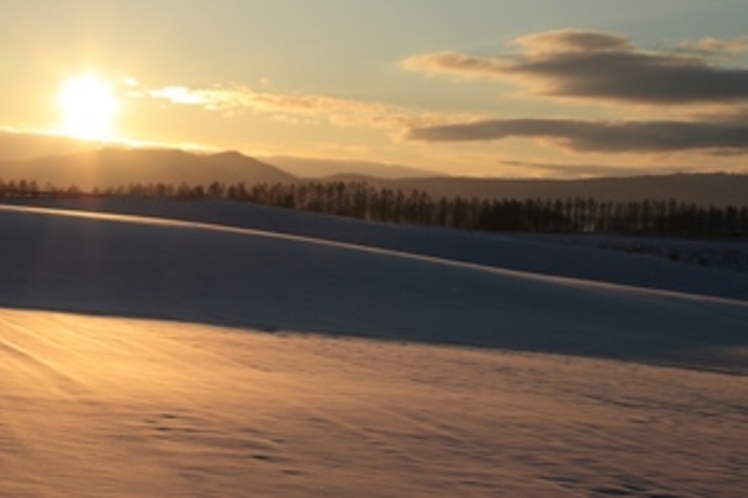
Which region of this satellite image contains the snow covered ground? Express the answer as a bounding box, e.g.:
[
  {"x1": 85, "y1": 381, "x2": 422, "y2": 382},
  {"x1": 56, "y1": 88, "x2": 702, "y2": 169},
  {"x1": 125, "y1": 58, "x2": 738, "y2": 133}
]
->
[
  {"x1": 11, "y1": 197, "x2": 748, "y2": 301},
  {"x1": 2, "y1": 308, "x2": 747, "y2": 497},
  {"x1": 522, "y1": 232, "x2": 748, "y2": 275},
  {"x1": 1, "y1": 202, "x2": 747, "y2": 496}
]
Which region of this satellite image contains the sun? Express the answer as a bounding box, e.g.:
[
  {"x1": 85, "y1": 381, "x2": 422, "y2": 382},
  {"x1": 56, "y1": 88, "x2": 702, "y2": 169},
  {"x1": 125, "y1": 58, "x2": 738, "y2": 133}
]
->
[{"x1": 58, "y1": 74, "x2": 119, "y2": 140}]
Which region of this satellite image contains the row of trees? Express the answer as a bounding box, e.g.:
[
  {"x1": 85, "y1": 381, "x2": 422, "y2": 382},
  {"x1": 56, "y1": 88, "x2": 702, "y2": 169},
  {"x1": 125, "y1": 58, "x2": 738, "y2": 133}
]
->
[{"x1": 2, "y1": 178, "x2": 747, "y2": 238}]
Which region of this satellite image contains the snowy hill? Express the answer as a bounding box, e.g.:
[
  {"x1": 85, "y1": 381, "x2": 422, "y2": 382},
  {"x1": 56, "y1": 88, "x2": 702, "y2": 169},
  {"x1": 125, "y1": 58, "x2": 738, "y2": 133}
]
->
[
  {"x1": 1, "y1": 202, "x2": 747, "y2": 496},
  {"x1": 2, "y1": 202, "x2": 746, "y2": 372},
  {"x1": 13, "y1": 197, "x2": 748, "y2": 301}
]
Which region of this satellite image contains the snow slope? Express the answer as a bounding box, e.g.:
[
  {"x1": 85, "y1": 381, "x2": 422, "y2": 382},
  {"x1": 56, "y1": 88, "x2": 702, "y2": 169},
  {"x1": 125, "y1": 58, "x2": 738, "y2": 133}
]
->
[
  {"x1": 1, "y1": 203, "x2": 746, "y2": 372},
  {"x1": 1, "y1": 203, "x2": 747, "y2": 496},
  {"x1": 1, "y1": 309, "x2": 747, "y2": 497},
  {"x1": 11, "y1": 197, "x2": 748, "y2": 301}
]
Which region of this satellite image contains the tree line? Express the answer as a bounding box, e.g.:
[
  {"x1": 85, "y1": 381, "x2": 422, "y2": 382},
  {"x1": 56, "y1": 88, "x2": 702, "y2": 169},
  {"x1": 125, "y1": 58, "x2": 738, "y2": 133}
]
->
[{"x1": 2, "y1": 178, "x2": 747, "y2": 238}]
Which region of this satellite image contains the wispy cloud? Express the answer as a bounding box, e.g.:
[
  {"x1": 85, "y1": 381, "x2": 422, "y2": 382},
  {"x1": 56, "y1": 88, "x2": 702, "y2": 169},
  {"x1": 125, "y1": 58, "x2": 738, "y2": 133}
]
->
[
  {"x1": 498, "y1": 160, "x2": 701, "y2": 179},
  {"x1": 407, "y1": 117, "x2": 748, "y2": 154},
  {"x1": 402, "y1": 29, "x2": 748, "y2": 106},
  {"x1": 678, "y1": 36, "x2": 748, "y2": 55},
  {"x1": 146, "y1": 85, "x2": 479, "y2": 130},
  {"x1": 149, "y1": 86, "x2": 210, "y2": 106}
]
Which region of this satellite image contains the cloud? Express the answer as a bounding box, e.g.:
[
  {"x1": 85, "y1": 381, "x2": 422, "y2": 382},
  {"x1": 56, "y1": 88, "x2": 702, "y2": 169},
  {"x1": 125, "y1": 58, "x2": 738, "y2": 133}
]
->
[
  {"x1": 147, "y1": 85, "x2": 478, "y2": 130},
  {"x1": 149, "y1": 86, "x2": 209, "y2": 106},
  {"x1": 679, "y1": 36, "x2": 748, "y2": 55},
  {"x1": 513, "y1": 30, "x2": 633, "y2": 54},
  {"x1": 402, "y1": 29, "x2": 748, "y2": 105},
  {"x1": 498, "y1": 160, "x2": 692, "y2": 179},
  {"x1": 406, "y1": 117, "x2": 748, "y2": 154}
]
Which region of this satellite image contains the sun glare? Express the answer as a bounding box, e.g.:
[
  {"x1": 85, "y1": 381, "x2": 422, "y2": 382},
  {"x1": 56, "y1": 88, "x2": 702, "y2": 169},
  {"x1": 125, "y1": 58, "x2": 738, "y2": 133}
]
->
[{"x1": 58, "y1": 74, "x2": 119, "y2": 141}]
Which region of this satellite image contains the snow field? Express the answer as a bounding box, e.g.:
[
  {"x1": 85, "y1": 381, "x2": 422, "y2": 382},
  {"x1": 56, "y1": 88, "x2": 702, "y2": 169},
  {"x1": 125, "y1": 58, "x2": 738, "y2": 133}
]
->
[
  {"x1": 1, "y1": 202, "x2": 747, "y2": 496},
  {"x1": 1, "y1": 309, "x2": 746, "y2": 497}
]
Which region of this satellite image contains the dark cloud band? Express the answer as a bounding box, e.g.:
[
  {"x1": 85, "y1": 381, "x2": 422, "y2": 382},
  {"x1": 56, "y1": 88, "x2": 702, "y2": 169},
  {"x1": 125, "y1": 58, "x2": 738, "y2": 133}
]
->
[
  {"x1": 403, "y1": 29, "x2": 748, "y2": 105},
  {"x1": 407, "y1": 118, "x2": 748, "y2": 153}
]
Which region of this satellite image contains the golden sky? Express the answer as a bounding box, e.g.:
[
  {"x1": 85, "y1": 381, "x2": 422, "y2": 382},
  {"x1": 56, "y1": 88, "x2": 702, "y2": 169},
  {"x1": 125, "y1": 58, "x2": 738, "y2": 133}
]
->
[{"x1": 2, "y1": 0, "x2": 748, "y2": 177}]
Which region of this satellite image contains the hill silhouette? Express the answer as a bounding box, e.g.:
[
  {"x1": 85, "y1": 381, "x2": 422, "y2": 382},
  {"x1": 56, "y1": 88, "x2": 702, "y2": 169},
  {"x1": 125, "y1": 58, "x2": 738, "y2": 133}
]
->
[
  {"x1": 0, "y1": 147, "x2": 296, "y2": 190},
  {"x1": 1, "y1": 129, "x2": 746, "y2": 207}
]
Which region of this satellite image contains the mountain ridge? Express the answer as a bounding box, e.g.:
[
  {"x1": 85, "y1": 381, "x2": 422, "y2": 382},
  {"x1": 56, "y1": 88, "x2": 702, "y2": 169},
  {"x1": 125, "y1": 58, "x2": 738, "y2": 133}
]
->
[
  {"x1": 0, "y1": 134, "x2": 746, "y2": 206},
  {"x1": 0, "y1": 147, "x2": 296, "y2": 190}
]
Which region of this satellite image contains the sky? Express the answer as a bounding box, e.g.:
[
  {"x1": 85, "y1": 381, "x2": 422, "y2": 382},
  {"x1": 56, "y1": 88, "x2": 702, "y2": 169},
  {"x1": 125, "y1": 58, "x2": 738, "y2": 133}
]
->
[{"x1": 2, "y1": 0, "x2": 748, "y2": 178}]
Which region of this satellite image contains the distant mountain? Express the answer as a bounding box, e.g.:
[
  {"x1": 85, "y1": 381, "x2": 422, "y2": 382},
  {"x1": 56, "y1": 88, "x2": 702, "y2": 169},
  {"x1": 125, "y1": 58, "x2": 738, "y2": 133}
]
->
[
  {"x1": 0, "y1": 130, "x2": 99, "y2": 161},
  {"x1": 202, "y1": 150, "x2": 297, "y2": 184},
  {"x1": 335, "y1": 174, "x2": 748, "y2": 208},
  {"x1": 0, "y1": 147, "x2": 297, "y2": 190},
  {"x1": 262, "y1": 155, "x2": 444, "y2": 179},
  {"x1": 1, "y1": 130, "x2": 745, "y2": 207}
]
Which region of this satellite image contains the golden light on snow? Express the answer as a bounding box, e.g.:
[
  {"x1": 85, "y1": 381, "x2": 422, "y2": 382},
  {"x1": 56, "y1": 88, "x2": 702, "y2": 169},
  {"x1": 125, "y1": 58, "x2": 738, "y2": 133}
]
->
[{"x1": 58, "y1": 74, "x2": 119, "y2": 141}]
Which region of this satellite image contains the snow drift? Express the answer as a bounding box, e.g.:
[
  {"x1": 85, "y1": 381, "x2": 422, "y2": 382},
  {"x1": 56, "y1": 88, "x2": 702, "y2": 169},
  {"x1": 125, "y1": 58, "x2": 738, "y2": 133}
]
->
[
  {"x1": 2, "y1": 202, "x2": 748, "y2": 496},
  {"x1": 1, "y1": 203, "x2": 746, "y2": 372},
  {"x1": 13, "y1": 197, "x2": 748, "y2": 301}
]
